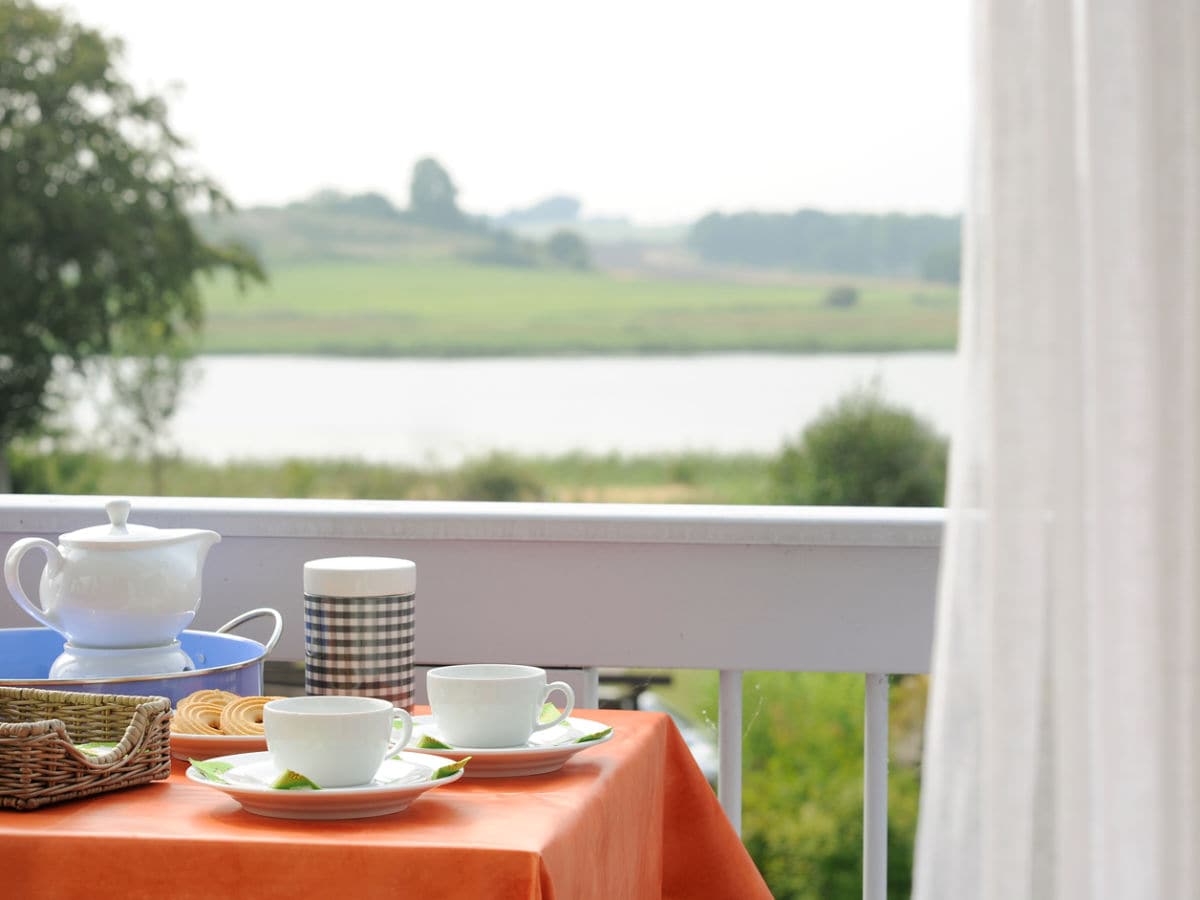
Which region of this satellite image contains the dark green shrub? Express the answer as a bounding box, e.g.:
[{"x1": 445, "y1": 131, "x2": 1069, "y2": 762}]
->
[
  {"x1": 454, "y1": 454, "x2": 545, "y2": 501},
  {"x1": 771, "y1": 388, "x2": 946, "y2": 506},
  {"x1": 9, "y1": 444, "x2": 105, "y2": 494},
  {"x1": 280, "y1": 459, "x2": 319, "y2": 497},
  {"x1": 545, "y1": 229, "x2": 591, "y2": 270},
  {"x1": 823, "y1": 285, "x2": 859, "y2": 308},
  {"x1": 466, "y1": 230, "x2": 539, "y2": 267}
]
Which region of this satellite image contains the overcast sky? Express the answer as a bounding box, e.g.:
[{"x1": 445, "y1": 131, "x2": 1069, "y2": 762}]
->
[{"x1": 64, "y1": 0, "x2": 970, "y2": 224}]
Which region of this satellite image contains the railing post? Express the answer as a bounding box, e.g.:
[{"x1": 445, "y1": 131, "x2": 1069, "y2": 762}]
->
[
  {"x1": 863, "y1": 673, "x2": 889, "y2": 900},
  {"x1": 718, "y1": 669, "x2": 743, "y2": 835}
]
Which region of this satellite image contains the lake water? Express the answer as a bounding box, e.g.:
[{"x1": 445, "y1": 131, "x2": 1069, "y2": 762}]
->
[{"x1": 72, "y1": 352, "x2": 959, "y2": 465}]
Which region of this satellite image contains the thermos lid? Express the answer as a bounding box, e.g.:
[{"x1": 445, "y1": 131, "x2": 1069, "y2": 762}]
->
[{"x1": 303, "y1": 556, "x2": 416, "y2": 598}]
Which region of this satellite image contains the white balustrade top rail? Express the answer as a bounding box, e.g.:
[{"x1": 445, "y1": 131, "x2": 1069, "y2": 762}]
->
[{"x1": 0, "y1": 495, "x2": 942, "y2": 675}]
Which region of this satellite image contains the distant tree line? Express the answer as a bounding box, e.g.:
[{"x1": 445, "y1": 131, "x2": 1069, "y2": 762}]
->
[
  {"x1": 688, "y1": 209, "x2": 961, "y2": 282},
  {"x1": 495, "y1": 194, "x2": 582, "y2": 227},
  {"x1": 292, "y1": 159, "x2": 592, "y2": 271}
]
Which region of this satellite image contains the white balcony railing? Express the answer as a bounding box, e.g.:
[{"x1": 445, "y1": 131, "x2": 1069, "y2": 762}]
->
[{"x1": 0, "y1": 495, "x2": 942, "y2": 899}]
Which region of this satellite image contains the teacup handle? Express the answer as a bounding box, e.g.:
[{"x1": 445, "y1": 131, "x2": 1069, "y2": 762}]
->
[
  {"x1": 4, "y1": 538, "x2": 65, "y2": 633},
  {"x1": 533, "y1": 681, "x2": 575, "y2": 732},
  {"x1": 387, "y1": 708, "x2": 414, "y2": 758}
]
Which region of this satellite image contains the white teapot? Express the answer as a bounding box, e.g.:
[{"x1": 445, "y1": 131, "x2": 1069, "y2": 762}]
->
[{"x1": 3, "y1": 499, "x2": 221, "y2": 649}]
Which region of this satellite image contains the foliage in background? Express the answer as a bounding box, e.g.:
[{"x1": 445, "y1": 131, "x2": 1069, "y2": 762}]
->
[
  {"x1": 771, "y1": 387, "x2": 947, "y2": 507},
  {"x1": 8, "y1": 442, "x2": 103, "y2": 495},
  {"x1": 453, "y1": 453, "x2": 547, "y2": 502},
  {"x1": 739, "y1": 673, "x2": 924, "y2": 900},
  {"x1": 102, "y1": 321, "x2": 197, "y2": 495},
  {"x1": 408, "y1": 157, "x2": 466, "y2": 230},
  {"x1": 0, "y1": 0, "x2": 262, "y2": 490},
  {"x1": 4, "y1": 446, "x2": 773, "y2": 505},
  {"x1": 920, "y1": 244, "x2": 961, "y2": 284},
  {"x1": 688, "y1": 209, "x2": 960, "y2": 277},
  {"x1": 824, "y1": 285, "x2": 860, "y2": 308},
  {"x1": 645, "y1": 669, "x2": 927, "y2": 900},
  {"x1": 298, "y1": 188, "x2": 405, "y2": 222},
  {"x1": 545, "y1": 229, "x2": 591, "y2": 270},
  {"x1": 495, "y1": 194, "x2": 582, "y2": 227}
]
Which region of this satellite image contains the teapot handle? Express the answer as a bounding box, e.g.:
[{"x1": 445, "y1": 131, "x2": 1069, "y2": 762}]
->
[{"x1": 3, "y1": 538, "x2": 65, "y2": 632}]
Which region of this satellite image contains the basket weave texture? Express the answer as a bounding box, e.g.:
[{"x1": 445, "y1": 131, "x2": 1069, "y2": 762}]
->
[{"x1": 0, "y1": 686, "x2": 172, "y2": 810}]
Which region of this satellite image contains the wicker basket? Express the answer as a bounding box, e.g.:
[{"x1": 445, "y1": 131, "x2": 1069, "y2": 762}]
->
[{"x1": 0, "y1": 686, "x2": 172, "y2": 810}]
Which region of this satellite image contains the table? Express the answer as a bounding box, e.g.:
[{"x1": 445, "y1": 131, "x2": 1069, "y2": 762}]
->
[{"x1": 1, "y1": 709, "x2": 770, "y2": 899}]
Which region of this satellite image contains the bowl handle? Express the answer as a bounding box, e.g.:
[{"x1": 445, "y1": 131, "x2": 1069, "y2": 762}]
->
[{"x1": 216, "y1": 608, "x2": 283, "y2": 655}]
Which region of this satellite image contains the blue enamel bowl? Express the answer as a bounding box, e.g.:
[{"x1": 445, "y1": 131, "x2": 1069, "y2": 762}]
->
[{"x1": 0, "y1": 609, "x2": 282, "y2": 706}]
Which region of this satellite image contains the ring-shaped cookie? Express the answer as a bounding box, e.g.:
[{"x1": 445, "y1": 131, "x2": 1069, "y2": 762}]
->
[
  {"x1": 219, "y1": 696, "x2": 284, "y2": 736},
  {"x1": 176, "y1": 689, "x2": 238, "y2": 713},
  {"x1": 171, "y1": 701, "x2": 225, "y2": 735}
]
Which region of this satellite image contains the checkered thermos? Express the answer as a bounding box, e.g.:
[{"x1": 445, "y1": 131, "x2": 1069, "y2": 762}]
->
[{"x1": 302, "y1": 557, "x2": 416, "y2": 711}]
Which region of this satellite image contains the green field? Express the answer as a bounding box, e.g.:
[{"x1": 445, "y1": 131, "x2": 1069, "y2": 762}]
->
[{"x1": 199, "y1": 259, "x2": 958, "y2": 356}]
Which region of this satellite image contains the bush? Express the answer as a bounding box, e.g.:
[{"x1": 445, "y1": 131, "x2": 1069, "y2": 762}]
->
[
  {"x1": 771, "y1": 388, "x2": 946, "y2": 506},
  {"x1": 545, "y1": 229, "x2": 591, "y2": 270},
  {"x1": 9, "y1": 444, "x2": 104, "y2": 494},
  {"x1": 823, "y1": 285, "x2": 859, "y2": 308},
  {"x1": 465, "y1": 230, "x2": 540, "y2": 267},
  {"x1": 454, "y1": 454, "x2": 546, "y2": 501}
]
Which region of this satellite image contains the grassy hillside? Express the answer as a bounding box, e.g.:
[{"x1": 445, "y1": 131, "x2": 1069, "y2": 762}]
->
[
  {"x1": 199, "y1": 259, "x2": 957, "y2": 356},
  {"x1": 201, "y1": 205, "x2": 494, "y2": 265}
]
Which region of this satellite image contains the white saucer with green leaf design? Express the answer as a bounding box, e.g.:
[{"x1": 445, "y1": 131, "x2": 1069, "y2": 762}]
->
[
  {"x1": 404, "y1": 715, "x2": 614, "y2": 778},
  {"x1": 184, "y1": 750, "x2": 465, "y2": 819}
]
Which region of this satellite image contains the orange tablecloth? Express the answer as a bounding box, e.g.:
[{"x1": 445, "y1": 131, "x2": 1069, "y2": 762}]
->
[{"x1": 0, "y1": 708, "x2": 769, "y2": 899}]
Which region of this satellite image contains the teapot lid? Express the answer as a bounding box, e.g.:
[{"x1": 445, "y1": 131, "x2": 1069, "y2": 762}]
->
[{"x1": 59, "y1": 500, "x2": 179, "y2": 547}]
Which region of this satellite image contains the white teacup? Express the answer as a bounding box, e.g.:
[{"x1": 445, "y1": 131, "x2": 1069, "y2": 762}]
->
[
  {"x1": 426, "y1": 664, "x2": 575, "y2": 748},
  {"x1": 263, "y1": 696, "x2": 413, "y2": 788}
]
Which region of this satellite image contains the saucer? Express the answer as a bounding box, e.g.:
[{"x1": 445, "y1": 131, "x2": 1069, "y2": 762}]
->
[
  {"x1": 405, "y1": 715, "x2": 614, "y2": 778},
  {"x1": 170, "y1": 731, "x2": 267, "y2": 761},
  {"x1": 184, "y1": 751, "x2": 463, "y2": 819}
]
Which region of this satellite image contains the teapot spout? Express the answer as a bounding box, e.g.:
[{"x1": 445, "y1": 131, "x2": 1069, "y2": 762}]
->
[
  {"x1": 165, "y1": 528, "x2": 221, "y2": 567},
  {"x1": 191, "y1": 530, "x2": 222, "y2": 561}
]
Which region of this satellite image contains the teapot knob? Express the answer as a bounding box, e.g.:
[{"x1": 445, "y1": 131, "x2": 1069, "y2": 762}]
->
[{"x1": 105, "y1": 499, "x2": 132, "y2": 532}]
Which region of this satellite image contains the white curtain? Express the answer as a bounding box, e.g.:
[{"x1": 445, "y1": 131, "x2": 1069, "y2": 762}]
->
[{"x1": 914, "y1": 1, "x2": 1200, "y2": 898}]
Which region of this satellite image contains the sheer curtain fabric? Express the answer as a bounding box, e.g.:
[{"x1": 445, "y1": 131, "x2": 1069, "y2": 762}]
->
[{"x1": 914, "y1": 1, "x2": 1200, "y2": 898}]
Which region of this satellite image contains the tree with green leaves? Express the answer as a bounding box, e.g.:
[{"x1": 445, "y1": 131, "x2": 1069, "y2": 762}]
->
[
  {"x1": 771, "y1": 387, "x2": 947, "y2": 507},
  {"x1": 408, "y1": 157, "x2": 464, "y2": 229},
  {"x1": 0, "y1": 0, "x2": 263, "y2": 491},
  {"x1": 102, "y1": 319, "x2": 196, "y2": 495},
  {"x1": 545, "y1": 229, "x2": 591, "y2": 270}
]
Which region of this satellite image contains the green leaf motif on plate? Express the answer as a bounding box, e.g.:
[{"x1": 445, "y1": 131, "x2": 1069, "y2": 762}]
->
[
  {"x1": 574, "y1": 727, "x2": 613, "y2": 744},
  {"x1": 190, "y1": 759, "x2": 235, "y2": 784},
  {"x1": 414, "y1": 734, "x2": 454, "y2": 750},
  {"x1": 432, "y1": 757, "x2": 472, "y2": 780},
  {"x1": 271, "y1": 769, "x2": 321, "y2": 790}
]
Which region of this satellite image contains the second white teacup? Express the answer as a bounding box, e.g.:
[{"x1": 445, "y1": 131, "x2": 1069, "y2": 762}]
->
[
  {"x1": 263, "y1": 695, "x2": 413, "y2": 788},
  {"x1": 427, "y1": 664, "x2": 575, "y2": 748}
]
